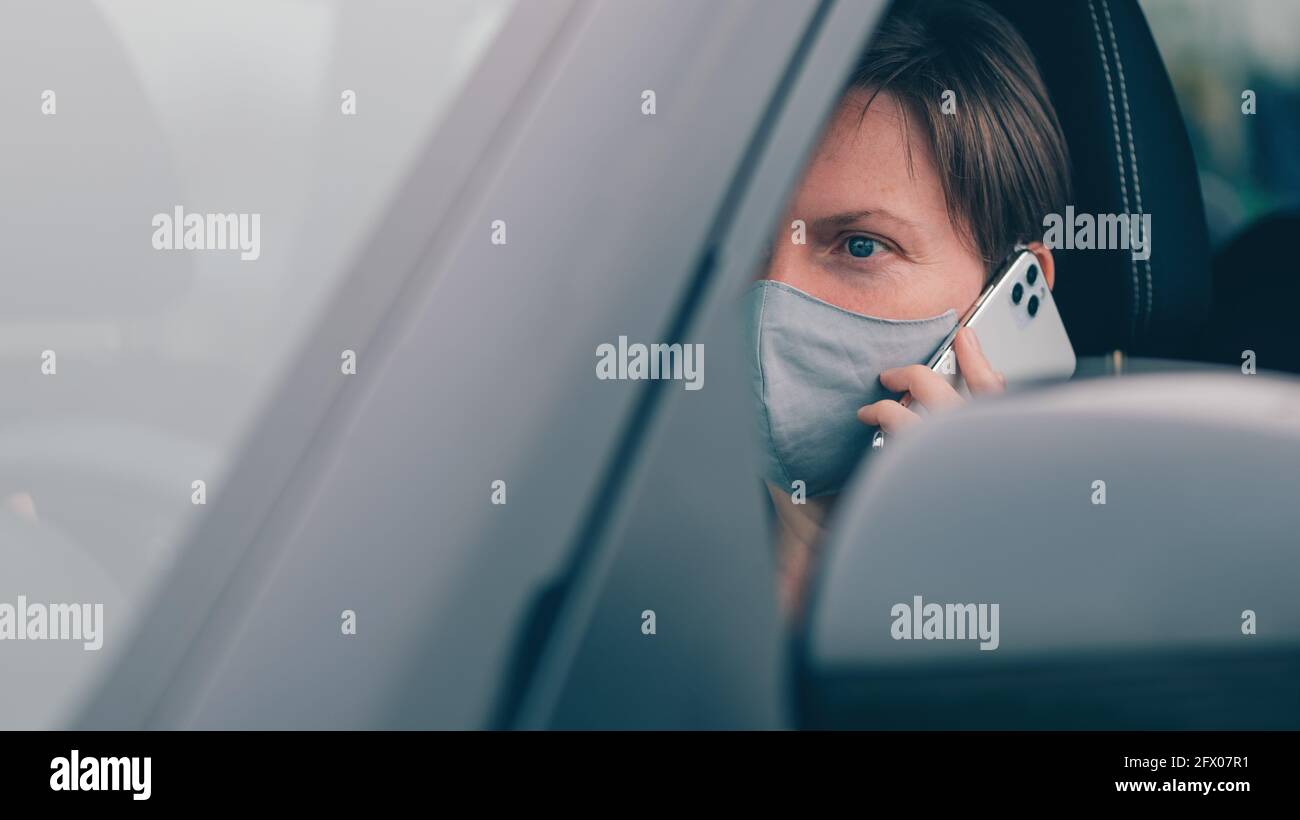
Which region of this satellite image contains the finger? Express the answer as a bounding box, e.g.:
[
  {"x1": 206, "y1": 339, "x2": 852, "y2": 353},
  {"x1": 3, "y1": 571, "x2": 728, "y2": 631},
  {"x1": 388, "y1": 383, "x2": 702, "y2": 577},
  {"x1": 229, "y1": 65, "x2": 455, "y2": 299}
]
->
[
  {"x1": 953, "y1": 327, "x2": 1003, "y2": 395},
  {"x1": 879, "y1": 364, "x2": 964, "y2": 412},
  {"x1": 857, "y1": 399, "x2": 922, "y2": 434}
]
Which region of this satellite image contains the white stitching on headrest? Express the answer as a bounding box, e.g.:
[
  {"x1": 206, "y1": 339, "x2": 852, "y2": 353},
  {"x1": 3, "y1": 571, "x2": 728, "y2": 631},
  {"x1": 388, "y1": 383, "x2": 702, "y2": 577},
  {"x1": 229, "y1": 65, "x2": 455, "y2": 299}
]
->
[
  {"x1": 1101, "y1": 0, "x2": 1152, "y2": 334},
  {"x1": 1088, "y1": 0, "x2": 1139, "y2": 342}
]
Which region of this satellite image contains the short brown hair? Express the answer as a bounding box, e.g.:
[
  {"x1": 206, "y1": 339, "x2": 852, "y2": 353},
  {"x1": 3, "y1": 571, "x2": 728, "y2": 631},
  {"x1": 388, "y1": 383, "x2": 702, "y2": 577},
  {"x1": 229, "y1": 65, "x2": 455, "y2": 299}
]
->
[{"x1": 848, "y1": 0, "x2": 1072, "y2": 269}]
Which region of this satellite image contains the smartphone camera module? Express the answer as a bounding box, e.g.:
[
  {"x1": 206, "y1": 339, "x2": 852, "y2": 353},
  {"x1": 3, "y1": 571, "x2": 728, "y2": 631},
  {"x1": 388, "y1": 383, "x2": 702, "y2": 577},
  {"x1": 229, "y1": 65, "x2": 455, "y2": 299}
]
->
[
  {"x1": 1027, "y1": 294, "x2": 1040, "y2": 317},
  {"x1": 1026, "y1": 264, "x2": 1039, "y2": 285},
  {"x1": 1012, "y1": 282, "x2": 1024, "y2": 304}
]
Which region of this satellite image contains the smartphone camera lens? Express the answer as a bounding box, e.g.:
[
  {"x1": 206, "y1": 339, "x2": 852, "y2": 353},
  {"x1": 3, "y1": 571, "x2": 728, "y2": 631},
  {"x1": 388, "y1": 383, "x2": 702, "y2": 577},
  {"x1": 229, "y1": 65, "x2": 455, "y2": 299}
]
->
[
  {"x1": 1027, "y1": 294, "x2": 1040, "y2": 317},
  {"x1": 1026, "y1": 264, "x2": 1039, "y2": 285},
  {"x1": 1012, "y1": 282, "x2": 1024, "y2": 304}
]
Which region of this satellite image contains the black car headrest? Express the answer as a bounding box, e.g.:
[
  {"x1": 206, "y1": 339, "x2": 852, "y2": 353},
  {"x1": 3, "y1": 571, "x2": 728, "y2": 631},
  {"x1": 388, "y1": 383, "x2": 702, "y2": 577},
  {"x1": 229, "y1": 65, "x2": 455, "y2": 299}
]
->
[{"x1": 989, "y1": 0, "x2": 1213, "y2": 358}]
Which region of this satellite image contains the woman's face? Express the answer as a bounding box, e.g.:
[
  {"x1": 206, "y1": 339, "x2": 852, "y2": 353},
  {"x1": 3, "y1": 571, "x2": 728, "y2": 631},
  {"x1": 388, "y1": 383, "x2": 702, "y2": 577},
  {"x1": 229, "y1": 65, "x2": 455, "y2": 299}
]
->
[{"x1": 764, "y1": 90, "x2": 986, "y2": 318}]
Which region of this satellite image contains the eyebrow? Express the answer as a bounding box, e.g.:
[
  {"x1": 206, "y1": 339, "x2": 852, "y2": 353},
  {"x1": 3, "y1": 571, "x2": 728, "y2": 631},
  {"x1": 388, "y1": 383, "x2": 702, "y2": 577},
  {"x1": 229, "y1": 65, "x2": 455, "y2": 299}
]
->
[{"x1": 810, "y1": 209, "x2": 920, "y2": 232}]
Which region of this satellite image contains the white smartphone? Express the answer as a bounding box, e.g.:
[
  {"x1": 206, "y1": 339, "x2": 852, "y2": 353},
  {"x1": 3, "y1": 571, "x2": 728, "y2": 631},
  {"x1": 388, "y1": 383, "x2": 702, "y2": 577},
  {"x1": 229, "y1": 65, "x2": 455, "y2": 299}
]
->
[
  {"x1": 924, "y1": 249, "x2": 1076, "y2": 397},
  {"x1": 873, "y1": 250, "x2": 1075, "y2": 448}
]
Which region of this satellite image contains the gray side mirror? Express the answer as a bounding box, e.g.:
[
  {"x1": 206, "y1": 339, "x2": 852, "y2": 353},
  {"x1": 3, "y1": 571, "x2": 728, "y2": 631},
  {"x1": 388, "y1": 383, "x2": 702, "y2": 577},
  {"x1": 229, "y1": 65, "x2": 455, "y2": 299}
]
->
[{"x1": 800, "y1": 369, "x2": 1300, "y2": 729}]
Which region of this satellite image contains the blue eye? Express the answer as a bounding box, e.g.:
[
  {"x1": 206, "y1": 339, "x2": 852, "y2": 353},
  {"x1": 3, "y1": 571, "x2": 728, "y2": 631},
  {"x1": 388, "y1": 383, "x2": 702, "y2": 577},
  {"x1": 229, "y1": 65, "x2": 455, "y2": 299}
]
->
[{"x1": 845, "y1": 235, "x2": 878, "y2": 258}]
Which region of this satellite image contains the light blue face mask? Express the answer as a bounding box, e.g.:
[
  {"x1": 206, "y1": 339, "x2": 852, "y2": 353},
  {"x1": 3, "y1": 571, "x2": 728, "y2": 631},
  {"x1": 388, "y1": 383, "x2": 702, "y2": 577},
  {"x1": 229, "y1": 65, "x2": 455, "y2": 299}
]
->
[{"x1": 745, "y1": 280, "x2": 958, "y2": 498}]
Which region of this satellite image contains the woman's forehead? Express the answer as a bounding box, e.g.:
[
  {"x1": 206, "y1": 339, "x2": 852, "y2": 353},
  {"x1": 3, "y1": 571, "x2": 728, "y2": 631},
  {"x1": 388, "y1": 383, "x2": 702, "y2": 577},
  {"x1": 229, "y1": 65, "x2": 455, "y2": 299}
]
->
[{"x1": 795, "y1": 92, "x2": 947, "y2": 221}]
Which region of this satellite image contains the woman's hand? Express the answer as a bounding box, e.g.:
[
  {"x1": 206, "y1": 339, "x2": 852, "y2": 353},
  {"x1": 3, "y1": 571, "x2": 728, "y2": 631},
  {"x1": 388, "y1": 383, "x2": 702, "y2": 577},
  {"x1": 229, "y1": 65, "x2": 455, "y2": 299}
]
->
[{"x1": 856, "y1": 327, "x2": 1005, "y2": 434}]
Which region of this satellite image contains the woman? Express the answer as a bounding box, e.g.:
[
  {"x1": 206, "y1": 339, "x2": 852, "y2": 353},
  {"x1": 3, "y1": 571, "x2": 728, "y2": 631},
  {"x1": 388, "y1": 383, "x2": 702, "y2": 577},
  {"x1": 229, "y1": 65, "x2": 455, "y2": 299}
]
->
[{"x1": 747, "y1": 0, "x2": 1072, "y2": 618}]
